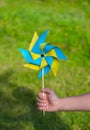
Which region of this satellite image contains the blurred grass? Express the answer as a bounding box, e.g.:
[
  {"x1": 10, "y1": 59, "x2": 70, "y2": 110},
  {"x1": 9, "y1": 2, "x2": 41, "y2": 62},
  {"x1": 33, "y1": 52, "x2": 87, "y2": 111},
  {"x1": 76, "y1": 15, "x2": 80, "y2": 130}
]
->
[{"x1": 0, "y1": 0, "x2": 90, "y2": 130}]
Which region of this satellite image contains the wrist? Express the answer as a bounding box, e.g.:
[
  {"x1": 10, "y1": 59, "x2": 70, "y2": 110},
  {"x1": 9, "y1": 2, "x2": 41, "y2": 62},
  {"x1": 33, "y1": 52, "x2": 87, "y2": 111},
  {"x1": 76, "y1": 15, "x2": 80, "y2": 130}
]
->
[
  {"x1": 57, "y1": 97, "x2": 71, "y2": 111},
  {"x1": 58, "y1": 98, "x2": 66, "y2": 111},
  {"x1": 54, "y1": 98, "x2": 61, "y2": 111}
]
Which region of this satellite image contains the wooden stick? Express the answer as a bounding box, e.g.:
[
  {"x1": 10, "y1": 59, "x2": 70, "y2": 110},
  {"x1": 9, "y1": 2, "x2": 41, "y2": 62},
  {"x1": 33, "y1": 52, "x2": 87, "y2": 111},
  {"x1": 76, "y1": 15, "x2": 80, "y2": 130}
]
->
[{"x1": 42, "y1": 68, "x2": 45, "y2": 115}]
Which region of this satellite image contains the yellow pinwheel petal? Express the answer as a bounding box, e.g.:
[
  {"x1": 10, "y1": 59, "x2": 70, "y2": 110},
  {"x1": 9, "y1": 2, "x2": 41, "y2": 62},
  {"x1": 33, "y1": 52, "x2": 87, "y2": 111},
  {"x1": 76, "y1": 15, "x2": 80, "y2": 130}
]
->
[
  {"x1": 29, "y1": 32, "x2": 38, "y2": 51},
  {"x1": 46, "y1": 49, "x2": 57, "y2": 58},
  {"x1": 24, "y1": 64, "x2": 40, "y2": 70},
  {"x1": 40, "y1": 43, "x2": 47, "y2": 51},
  {"x1": 51, "y1": 59, "x2": 59, "y2": 76},
  {"x1": 30, "y1": 52, "x2": 40, "y2": 60},
  {"x1": 40, "y1": 58, "x2": 48, "y2": 69}
]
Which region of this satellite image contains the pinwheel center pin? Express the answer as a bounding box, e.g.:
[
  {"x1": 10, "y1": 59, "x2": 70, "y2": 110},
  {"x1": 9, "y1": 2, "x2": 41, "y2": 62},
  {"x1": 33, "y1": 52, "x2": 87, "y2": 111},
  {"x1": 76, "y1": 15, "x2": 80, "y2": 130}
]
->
[{"x1": 41, "y1": 54, "x2": 44, "y2": 57}]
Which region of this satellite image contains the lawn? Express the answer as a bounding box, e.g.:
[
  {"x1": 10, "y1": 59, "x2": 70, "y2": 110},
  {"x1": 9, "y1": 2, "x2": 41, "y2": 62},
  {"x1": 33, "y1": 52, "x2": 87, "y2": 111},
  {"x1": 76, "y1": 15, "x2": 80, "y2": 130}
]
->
[{"x1": 0, "y1": 0, "x2": 90, "y2": 130}]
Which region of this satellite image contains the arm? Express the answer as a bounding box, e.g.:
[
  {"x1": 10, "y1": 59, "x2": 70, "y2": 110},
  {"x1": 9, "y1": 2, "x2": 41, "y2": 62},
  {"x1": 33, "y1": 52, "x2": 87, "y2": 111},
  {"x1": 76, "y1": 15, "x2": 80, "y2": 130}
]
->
[
  {"x1": 58, "y1": 93, "x2": 90, "y2": 111},
  {"x1": 37, "y1": 88, "x2": 90, "y2": 112}
]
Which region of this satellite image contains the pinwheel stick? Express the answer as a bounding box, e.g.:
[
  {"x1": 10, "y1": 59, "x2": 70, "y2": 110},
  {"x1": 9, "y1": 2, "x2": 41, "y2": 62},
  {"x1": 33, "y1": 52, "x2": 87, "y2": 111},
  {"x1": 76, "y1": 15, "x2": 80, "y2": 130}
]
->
[
  {"x1": 42, "y1": 68, "x2": 45, "y2": 115},
  {"x1": 42, "y1": 68, "x2": 44, "y2": 89}
]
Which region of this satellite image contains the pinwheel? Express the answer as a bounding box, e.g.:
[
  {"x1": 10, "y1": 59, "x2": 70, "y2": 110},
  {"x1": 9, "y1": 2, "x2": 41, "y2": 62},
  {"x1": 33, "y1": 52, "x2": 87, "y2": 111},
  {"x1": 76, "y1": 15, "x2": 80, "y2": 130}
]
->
[
  {"x1": 19, "y1": 30, "x2": 67, "y2": 79},
  {"x1": 19, "y1": 30, "x2": 67, "y2": 115}
]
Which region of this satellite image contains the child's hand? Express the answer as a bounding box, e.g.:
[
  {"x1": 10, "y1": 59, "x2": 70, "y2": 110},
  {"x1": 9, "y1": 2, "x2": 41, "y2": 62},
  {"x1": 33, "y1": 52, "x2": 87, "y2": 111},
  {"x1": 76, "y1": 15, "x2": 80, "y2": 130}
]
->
[
  {"x1": 37, "y1": 88, "x2": 90, "y2": 112},
  {"x1": 37, "y1": 88, "x2": 60, "y2": 112}
]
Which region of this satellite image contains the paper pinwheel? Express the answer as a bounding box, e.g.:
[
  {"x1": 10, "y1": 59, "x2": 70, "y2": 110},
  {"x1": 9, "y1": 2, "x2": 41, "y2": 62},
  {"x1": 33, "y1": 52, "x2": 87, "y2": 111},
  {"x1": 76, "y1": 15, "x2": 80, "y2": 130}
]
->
[
  {"x1": 19, "y1": 30, "x2": 67, "y2": 79},
  {"x1": 19, "y1": 30, "x2": 67, "y2": 115}
]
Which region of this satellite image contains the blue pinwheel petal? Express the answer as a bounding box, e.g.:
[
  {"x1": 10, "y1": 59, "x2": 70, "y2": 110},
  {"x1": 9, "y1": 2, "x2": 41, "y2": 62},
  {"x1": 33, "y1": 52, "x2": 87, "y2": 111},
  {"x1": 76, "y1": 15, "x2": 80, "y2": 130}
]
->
[
  {"x1": 44, "y1": 44, "x2": 67, "y2": 60},
  {"x1": 44, "y1": 56, "x2": 53, "y2": 67},
  {"x1": 54, "y1": 47, "x2": 67, "y2": 60},
  {"x1": 44, "y1": 44, "x2": 54, "y2": 53},
  {"x1": 33, "y1": 57, "x2": 42, "y2": 66},
  {"x1": 38, "y1": 66, "x2": 50, "y2": 78},
  {"x1": 19, "y1": 48, "x2": 42, "y2": 66},
  {"x1": 32, "y1": 30, "x2": 49, "y2": 54}
]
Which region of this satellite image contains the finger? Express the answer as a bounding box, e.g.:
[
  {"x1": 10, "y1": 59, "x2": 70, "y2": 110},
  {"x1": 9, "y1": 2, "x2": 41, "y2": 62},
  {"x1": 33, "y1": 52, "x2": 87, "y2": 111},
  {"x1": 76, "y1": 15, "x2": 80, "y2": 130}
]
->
[
  {"x1": 38, "y1": 106, "x2": 55, "y2": 112},
  {"x1": 37, "y1": 106, "x2": 45, "y2": 111},
  {"x1": 37, "y1": 106, "x2": 48, "y2": 111},
  {"x1": 41, "y1": 88, "x2": 54, "y2": 95},
  {"x1": 36, "y1": 97, "x2": 46, "y2": 103},
  {"x1": 37, "y1": 102, "x2": 47, "y2": 107},
  {"x1": 37, "y1": 92, "x2": 46, "y2": 100}
]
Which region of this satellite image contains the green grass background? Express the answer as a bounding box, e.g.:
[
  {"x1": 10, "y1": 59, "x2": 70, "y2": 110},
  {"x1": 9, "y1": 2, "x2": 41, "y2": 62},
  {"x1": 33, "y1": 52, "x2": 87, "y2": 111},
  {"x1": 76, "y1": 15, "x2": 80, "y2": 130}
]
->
[{"x1": 0, "y1": 0, "x2": 90, "y2": 130}]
